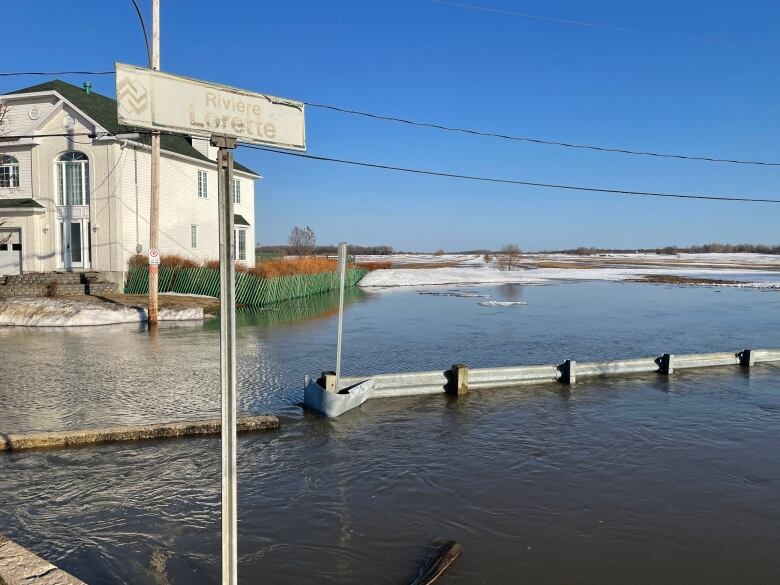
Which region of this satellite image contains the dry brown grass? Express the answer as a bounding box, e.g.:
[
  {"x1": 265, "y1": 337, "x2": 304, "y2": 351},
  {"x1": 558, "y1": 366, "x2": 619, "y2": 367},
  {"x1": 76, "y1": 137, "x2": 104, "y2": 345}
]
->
[
  {"x1": 401, "y1": 261, "x2": 461, "y2": 270},
  {"x1": 532, "y1": 261, "x2": 598, "y2": 269},
  {"x1": 128, "y1": 253, "x2": 200, "y2": 269},
  {"x1": 630, "y1": 275, "x2": 742, "y2": 286},
  {"x1": 128, "y1": 255, "x2": 358, "y2": 278},
  {"x1": 251, "y1": 257, "x2": 342, "y2": 278},
  {"x1": 356, "y1": 261, "x2": 392, "y2": 270}
]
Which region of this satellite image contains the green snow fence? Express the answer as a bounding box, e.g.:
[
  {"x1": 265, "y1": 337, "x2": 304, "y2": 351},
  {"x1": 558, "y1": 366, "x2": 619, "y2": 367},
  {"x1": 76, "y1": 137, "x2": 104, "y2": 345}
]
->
[{"x1": 124, "y1": 266, "x2": 368, "y2": 307}]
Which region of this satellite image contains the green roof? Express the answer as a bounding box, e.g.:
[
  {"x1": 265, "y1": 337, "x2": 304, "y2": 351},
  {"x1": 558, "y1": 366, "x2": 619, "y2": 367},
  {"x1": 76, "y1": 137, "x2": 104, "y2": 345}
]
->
[
  {"x1": 6, "y1": 80, "x2": 259, "y2": 176},
  {"x1": 0, "y1": 198, "x2": 45, "y2": 209}
]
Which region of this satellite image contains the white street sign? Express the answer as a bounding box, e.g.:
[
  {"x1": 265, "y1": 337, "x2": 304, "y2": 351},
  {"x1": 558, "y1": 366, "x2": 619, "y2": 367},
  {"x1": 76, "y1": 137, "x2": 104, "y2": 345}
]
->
[
  {"x1": 116, "y1": 62, "x2": 306, "y2": 151},
  {"x1": 148, "y1": 248, "x2": 160, "y2": 265}
]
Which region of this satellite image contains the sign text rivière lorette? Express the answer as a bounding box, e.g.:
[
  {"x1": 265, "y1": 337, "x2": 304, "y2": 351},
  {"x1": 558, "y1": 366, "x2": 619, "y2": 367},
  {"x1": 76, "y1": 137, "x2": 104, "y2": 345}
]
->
[{"x1": 115, "y1": 62, "x2": 306, "y2": 151}]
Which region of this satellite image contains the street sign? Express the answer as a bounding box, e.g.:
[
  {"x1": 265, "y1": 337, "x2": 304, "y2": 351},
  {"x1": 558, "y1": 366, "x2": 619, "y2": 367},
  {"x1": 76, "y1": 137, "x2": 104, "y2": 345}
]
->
[
  {"x1": 116, "y1": 62, "x2": 306, "y2": 151},
  {"x1": 148, "y1": 248, "x2": 160, "y2": 265}
]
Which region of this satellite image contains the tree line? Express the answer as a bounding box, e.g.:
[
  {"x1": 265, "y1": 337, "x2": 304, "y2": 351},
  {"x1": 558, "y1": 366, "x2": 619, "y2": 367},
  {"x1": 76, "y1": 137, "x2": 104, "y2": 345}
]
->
[
  {"x1": 542, "y1": 243, "x2": 780, "y2": 255},
  {"x1": 257, "y1": 226, "x2": 394, "y2": 256}
]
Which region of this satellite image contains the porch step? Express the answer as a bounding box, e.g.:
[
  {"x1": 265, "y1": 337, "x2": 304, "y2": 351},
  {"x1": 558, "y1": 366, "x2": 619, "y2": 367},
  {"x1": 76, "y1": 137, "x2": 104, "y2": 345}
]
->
[{"x1": 0, "y1": 272, "x2": 118, "y2": 298}]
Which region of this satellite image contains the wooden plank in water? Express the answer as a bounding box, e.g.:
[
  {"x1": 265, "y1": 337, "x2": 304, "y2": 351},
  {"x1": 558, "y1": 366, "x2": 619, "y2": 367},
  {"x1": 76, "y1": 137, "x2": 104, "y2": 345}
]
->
[{"x1": 410, "y1": 540, "x2": 463, "y2": 585}]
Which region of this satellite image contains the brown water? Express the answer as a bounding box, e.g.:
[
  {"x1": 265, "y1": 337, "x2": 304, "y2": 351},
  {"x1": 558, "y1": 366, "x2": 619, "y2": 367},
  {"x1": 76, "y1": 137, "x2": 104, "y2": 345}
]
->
[{"x1": 1, "y1": 282, "x2": 780, "y2": 583}]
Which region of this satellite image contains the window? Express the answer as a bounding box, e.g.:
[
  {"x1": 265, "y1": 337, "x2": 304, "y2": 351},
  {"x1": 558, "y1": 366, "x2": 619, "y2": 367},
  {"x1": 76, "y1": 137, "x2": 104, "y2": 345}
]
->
[
  {"x1": 191, "y1": 225, "x2": 198, "y2": 249},
  {"x1": 57, "y1": 152, "x2": 90, "y2": 205},
  {"x1": 197, "y1": 170, "x2": 208, "y2": 198},
  {"x1": 233, "y1": 229, "x2": 247, "y2": 261},
  {"x1": 233, "y1": 179, "x2": 241, "y2": 204},
  {"x1": 0, "y1": 155, "x2": 20, "y2": 188}
]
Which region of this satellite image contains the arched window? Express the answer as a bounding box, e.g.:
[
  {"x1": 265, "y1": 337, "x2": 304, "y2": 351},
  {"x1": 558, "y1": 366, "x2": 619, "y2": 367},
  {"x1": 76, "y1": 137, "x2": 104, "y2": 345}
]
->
[
  {"x1": 57, "y1": 151, "x2": 90, "y2": 206},
  {"x1": 0, "y1": 155, "x2": 19, "y2": 188}
]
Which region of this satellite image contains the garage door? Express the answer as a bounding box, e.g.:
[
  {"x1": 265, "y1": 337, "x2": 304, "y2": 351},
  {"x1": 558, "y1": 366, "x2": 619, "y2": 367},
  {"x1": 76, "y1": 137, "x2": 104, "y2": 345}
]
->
[{"x1": 0, "y1": 229, "x2": 21, "y2": 276}]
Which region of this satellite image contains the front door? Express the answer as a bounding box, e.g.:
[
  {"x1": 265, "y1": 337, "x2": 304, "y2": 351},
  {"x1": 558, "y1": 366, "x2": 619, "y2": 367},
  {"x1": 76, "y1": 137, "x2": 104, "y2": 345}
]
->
[
  {"x1": 59, "y1": 220, "x2": 88, "y2": 270},
  {"x1": 0, "y1": 229, "x2": 22, "y2": 276}
]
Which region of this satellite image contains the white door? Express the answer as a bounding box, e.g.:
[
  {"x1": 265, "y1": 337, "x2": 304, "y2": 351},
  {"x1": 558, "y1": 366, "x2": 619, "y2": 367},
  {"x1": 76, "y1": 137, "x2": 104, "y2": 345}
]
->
[
  {"x1": 0, "y1": 229, "x2": 22, "y2": 276},
  {"x1": 59, "y1": 220, "x2": 88, "y2": 270}
]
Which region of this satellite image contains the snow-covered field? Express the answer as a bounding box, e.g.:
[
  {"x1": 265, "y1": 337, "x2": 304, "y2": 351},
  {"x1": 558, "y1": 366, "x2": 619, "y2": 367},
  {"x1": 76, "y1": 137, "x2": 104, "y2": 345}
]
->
[
  {"x1": 0, "y1": 298, "x2": 204, "y2": 327},
  {"x1": 358, "y1": 254, "x2": 780, "y2": 288}
]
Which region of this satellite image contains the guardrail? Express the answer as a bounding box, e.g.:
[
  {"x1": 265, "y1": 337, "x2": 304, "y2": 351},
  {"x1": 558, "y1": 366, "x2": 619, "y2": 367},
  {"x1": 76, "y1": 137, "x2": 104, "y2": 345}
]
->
[{"x1": 307, "y1": 348, "x2": 780, "y2": 416}]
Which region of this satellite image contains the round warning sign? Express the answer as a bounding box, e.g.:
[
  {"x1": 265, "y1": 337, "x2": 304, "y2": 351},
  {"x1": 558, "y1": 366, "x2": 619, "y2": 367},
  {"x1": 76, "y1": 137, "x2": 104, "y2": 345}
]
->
[{"x1": 148, "y1": 248, "x2": 160, "y2": 265}]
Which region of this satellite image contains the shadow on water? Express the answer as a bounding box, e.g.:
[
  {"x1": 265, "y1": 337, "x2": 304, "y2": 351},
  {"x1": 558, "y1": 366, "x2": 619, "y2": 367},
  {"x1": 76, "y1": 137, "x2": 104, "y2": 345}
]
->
[{"x1": 203, "y1": 286, "x2": 369, "y2": 330}]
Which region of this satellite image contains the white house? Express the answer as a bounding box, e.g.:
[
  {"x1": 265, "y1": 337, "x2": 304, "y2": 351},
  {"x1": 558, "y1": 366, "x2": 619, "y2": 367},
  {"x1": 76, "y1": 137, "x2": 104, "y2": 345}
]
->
[{"x1": 0, "y1": 79, "x2": 259, "y2": 284}]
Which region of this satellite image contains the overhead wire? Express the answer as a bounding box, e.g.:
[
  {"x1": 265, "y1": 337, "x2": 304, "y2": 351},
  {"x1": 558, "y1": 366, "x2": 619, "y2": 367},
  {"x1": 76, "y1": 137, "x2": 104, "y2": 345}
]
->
[
  {"x1": 3, "y1": 129, "x2": 779, "y2": 204},
  {"x1": 1, "y1": 69, "x2": 778, "y2": 168},
  {"x1": 241, "y1": 144, "x2": 780, "y2": 205}
]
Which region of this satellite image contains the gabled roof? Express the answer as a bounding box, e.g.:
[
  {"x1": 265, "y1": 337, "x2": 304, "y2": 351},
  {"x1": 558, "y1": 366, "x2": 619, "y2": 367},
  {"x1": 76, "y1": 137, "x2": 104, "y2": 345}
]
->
[{"x1": 5, "y1": 80, "x2": 259, "y2": 176}]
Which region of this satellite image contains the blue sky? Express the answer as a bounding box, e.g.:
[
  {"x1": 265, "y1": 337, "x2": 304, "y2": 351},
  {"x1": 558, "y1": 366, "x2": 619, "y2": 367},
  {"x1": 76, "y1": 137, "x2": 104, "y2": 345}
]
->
[{"x1": 4, "y1": 0, "x2": 780, "y2": 251}]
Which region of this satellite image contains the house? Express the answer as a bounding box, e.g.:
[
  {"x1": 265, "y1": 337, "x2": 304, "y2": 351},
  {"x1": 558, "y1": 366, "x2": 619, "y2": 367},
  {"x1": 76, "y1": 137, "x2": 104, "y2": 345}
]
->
[{"x1": 0, "y1": 80, "x2": 259, "y2": 285}]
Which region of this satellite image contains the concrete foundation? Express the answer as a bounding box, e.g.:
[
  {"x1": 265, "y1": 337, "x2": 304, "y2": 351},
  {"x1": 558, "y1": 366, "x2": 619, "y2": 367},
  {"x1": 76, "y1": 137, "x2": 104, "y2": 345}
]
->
[{"x1": 0, "y1": 415, "x2": 279, "y2": 452}]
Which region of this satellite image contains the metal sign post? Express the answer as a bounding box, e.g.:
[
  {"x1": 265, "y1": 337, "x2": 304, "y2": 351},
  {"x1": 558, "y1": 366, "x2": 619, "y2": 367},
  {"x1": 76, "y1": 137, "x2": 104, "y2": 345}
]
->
[
  {"x1": 213, "y1": 134, "x2": 238, "y2": 585},
  {"x1": 335, "y1": 242, "x2": 348, "y2": 390},
  {"x1": 116, "y1": 63, "x2": 305, "y2": 585}
]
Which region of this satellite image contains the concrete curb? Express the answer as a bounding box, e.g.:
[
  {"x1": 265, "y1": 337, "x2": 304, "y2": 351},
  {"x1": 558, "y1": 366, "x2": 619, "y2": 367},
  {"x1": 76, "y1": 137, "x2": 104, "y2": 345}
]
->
[
  {"x1": 0, "y1": 415, "x2": 280, "y2": 452},
  {"x1": 0, "y1": 534, "x2": 86, "y2": 584}
]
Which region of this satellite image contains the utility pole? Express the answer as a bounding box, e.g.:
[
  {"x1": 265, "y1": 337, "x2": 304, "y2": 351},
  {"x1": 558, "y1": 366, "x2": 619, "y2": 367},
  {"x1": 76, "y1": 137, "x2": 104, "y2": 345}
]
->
[{"x1": 148, "y1": 0, "x2": 161, "y2": 331}]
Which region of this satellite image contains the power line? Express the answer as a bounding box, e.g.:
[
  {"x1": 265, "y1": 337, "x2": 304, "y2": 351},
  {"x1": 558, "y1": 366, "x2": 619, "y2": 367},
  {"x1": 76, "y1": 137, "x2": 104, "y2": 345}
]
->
[
  {"x1": 4, "y1": 128, "x2": 777, "y2": 204},
  {"x1": 2, "y1": 69, "x2": 779, "y2": 167},
  {"x1": 129, "y1": 0, "x2": 152, "y2": 69},
  {"x1": 427, "y1": 0, "x2": 754, "y2": 48},
  {"x1": 0, "y1": 71, "x2": 113, "y2": 77},
  {"x1": 304, "y1": 102, "x2": 780, "y2": 167},
  {"x1": 0, "y1": 132, "x2": 100, "y2": 141},
  {"x1": 242, "y1": 144, "x2": 780, "y2": 205}
]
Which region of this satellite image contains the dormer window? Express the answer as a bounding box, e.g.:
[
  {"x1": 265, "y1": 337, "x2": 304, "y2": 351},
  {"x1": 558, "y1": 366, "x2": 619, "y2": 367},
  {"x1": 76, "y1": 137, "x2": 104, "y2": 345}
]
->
[
  {"x1": 57, "y1": 151, "x2": 90, "y2": 205},
  {"x1": 0, "y1": 155, "x2": 19, "y2": 188}
]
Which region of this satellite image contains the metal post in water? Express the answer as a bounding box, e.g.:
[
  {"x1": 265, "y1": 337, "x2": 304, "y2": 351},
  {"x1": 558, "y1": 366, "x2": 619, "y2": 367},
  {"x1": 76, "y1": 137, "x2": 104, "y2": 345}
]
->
[
  {"x1": 335, "y1": 241, "x2": 348, "y2": 391},
  {"x1": 213, "y1": 134, "x2": 238, "y2": 585}
]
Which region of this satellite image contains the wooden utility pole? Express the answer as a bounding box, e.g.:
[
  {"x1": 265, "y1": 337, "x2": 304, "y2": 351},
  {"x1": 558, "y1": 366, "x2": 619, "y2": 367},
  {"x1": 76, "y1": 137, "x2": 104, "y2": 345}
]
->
[{"x1": 148, "y1": 0, "x2": 161, "y2": 331}]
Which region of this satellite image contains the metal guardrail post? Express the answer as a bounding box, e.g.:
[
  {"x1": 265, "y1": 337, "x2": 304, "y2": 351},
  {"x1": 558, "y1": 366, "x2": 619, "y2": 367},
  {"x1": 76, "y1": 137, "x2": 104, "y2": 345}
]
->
[
  {"x1": 446, "y1": 364, "x2": 469, "y2": 395},
  {"x1": 318, "y1": 371, "x2": 337, "y2": 392},
  {"x1": 659, "y1": 353, "x2": 674, "y2": 375},
  {"x1": 559, "y1": 360, "x2": 576, "y2": 385}
]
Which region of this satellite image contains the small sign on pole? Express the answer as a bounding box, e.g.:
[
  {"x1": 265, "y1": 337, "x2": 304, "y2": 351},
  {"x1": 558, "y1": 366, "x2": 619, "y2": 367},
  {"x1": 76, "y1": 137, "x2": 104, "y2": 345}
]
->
[{"x1": 148, "y1": 248, "x2": 160, "y2": 265}]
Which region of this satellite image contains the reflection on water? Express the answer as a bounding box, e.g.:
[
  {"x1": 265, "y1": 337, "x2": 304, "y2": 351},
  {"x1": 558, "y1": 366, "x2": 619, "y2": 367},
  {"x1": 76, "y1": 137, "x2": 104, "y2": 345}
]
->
[
  {"x1": 233, "y1": 286, "x2": 368, "y2": 329},
  {"x1": 2, "y1": 282, "x2": 780, "y2": 583},
  {"x1": 1, "y1": 366, "x2": 779, "y2": 584},
  {"x1": 2, "y1": 281, "x2": 780, "y2": 433},
  {"x1": 496, "y1": 283, "x2": 524, "y2": 302}
]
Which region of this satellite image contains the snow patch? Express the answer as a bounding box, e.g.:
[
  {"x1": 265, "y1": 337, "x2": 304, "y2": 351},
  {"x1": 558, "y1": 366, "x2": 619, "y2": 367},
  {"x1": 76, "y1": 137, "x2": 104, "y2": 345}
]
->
[
  {"x1": 479, "y1": 301, "x2": 528, "y2": 307},
  {"x1": 0, "y1": 298, "x2": 204, "y2": 327},
  {"x1": 359, "y1": 254, "x2": 780, "y2": 289}
]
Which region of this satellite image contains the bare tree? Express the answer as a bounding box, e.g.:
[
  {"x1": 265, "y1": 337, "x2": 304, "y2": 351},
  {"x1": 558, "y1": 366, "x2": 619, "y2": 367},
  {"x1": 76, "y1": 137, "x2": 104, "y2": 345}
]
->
[
  {"x1": 287, "y1": 225, "x2": 316, "y2": 256},
  {"x1": 495, "y1": 243, "x2": 523, "y2": 271}
]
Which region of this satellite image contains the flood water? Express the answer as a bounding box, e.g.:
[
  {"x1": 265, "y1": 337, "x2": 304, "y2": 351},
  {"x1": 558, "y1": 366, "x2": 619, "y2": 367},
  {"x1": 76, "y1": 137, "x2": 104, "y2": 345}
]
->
[{"x1": 1, "y1": 281, "x2": 780, "y2": 584}]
